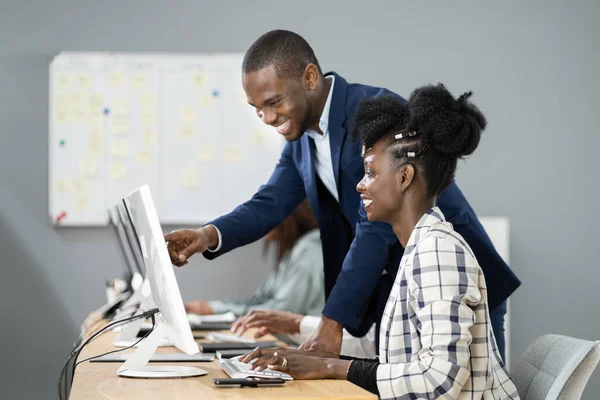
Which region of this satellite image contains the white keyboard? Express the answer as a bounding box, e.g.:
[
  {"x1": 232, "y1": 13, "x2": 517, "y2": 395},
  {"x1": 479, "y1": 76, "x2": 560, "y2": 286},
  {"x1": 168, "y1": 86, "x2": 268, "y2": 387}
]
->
[
  {"x1": 219, "y1": 359, "x2": 293, "y2": 380},
  {"x1": 208, "y1": 332, "x2": 255, "y2": 343}
]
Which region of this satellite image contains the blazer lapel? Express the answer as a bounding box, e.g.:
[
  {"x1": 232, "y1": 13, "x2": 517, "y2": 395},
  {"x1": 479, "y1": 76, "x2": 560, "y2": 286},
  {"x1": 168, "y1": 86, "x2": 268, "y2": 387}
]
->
[{"x1": 325, "y1": 72, "x2": 349, "y2": 193}]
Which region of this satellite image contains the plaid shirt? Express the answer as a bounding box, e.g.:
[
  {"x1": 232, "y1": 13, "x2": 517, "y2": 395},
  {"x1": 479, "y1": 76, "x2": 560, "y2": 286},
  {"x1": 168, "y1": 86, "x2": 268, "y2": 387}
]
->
[{"x1": 377, "y1": 208, "x2": 519, "y2": 400}]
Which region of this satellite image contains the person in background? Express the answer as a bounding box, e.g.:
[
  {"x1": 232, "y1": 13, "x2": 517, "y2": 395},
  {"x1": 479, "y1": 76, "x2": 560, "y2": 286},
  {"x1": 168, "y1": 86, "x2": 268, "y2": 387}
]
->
[
  {"x1": 184, "y1": 199, "x2": 324, "y2": 317},
  {"x1": 241, "y1": 85, "x2": 520, "y2": 399}
]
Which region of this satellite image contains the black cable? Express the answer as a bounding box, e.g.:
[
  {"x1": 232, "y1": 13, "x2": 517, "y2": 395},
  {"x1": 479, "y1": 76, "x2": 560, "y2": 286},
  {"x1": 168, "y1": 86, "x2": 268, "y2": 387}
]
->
[
  {"x1": 58, "y1": 308, "x2": 159, "y2": 400},
  {"x1": 74, "y1": 313, "x2": 156, "y2": 369}
]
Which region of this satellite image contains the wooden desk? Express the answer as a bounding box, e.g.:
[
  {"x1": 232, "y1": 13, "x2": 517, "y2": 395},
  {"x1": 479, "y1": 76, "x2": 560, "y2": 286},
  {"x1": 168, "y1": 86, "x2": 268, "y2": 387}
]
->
[{"x1": 69, "y1": 327, "x2": 376, "y2": 400}]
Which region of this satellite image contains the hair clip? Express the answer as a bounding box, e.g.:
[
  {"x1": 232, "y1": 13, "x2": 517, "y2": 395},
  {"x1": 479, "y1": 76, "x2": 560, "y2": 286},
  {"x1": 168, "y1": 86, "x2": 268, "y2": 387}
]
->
[
  {"x1": 395, "y1": 133, "x2": 403, "y2": 139},
  {"x1": 407, "y1": 151, "x2": 416, "y2": 158},
  {"x1": 361, "y1": 144, "x2": 366, "y2": 157},
  {"x1": 395, "y1": 131, "x2": 418, "y2": 140},
  {"x1": 408, "y1": 131, "x2": 417, "y2": 137}
]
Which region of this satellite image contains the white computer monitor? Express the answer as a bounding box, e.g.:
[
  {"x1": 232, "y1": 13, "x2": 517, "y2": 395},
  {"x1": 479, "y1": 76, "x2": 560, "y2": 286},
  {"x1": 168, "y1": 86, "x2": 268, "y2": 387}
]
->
[{"x1": 116, "y1": 185, "x2": 206, "y2": 378}]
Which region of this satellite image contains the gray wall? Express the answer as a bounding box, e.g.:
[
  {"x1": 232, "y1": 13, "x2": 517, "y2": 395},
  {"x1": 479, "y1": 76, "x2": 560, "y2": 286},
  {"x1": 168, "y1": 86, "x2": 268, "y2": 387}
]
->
[{"x1": 1, "y1": 1, "x2": 598, "y2": 399}]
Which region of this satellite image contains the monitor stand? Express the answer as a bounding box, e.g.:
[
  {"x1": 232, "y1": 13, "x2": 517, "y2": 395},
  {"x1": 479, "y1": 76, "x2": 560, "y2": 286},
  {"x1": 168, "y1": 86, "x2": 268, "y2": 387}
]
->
[{"x1": 117, "y1": 321, "x2": 207, "y2": 378}]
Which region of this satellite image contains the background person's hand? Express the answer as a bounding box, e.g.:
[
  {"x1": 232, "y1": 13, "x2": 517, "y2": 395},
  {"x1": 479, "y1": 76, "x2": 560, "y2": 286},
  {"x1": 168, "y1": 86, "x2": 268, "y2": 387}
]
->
[
  {"x1": 231, "y1": 310, "x2": 303, "y2": 338},
  {"x1": 164, "y1": 225, "x2": 218, "y2": 266},
  {"x1": 184, "y1": 300, "x2": 214, "y2": 315}
]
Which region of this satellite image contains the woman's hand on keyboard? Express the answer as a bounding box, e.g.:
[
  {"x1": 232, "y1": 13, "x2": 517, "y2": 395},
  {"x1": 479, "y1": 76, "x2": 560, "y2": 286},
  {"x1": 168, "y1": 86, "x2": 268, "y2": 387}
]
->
[{"x1": 239, "y1": 347, "x2": 349, "y2": 380}]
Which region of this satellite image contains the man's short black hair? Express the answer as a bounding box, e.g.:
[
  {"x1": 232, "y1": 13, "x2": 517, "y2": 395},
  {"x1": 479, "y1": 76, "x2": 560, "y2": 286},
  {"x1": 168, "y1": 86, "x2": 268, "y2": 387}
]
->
[{"x1": 243, "y1": 30, "x2": 322, "y2": 79}]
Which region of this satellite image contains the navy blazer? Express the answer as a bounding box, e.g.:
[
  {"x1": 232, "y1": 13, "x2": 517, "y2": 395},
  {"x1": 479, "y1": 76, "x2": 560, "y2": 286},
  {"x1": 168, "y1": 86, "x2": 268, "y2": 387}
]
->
[{"x1": 205, "y1": 72, "x2": 521, "y2": 337}]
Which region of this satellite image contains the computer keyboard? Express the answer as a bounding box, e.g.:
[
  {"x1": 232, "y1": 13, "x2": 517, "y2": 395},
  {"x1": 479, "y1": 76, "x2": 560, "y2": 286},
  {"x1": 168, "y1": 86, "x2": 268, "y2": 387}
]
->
[
  {"x1": 219, "y1": 359, "x2": 293, "y2": 380},
  {"x1": 208, "y1": 332, "x2": 255, "y2": 343}
]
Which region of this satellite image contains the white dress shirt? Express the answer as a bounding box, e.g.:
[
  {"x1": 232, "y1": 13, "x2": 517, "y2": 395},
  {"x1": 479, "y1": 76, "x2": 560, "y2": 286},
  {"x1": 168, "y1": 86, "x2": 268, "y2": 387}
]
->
[
  {"x1": 304, "y1": 75, "x2": 338, "y2": 201},
  {"x1": 288, "y1": 315, "x2": 377, "y2": 359}
]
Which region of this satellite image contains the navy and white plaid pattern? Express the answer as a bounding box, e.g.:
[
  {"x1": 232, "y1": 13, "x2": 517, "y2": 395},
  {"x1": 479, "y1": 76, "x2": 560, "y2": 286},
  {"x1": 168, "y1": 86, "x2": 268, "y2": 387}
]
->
[{"x1": 377, "y1": 208, "x2": 520, "y2": 399}]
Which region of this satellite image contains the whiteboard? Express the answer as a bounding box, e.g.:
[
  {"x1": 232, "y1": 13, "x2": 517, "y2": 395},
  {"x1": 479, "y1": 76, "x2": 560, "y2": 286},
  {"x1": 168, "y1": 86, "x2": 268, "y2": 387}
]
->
[{"x1": 49, "y1": 52, "x2": 283, "y2": 226}]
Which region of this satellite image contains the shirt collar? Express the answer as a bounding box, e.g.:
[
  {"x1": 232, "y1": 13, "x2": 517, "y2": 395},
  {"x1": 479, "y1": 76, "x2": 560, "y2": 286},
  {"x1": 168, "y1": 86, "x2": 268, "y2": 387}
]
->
[
  {"x1": 403, "y1": 207, "x2": 446, "y2": 256},
  {"x1": 305, "y1": 75, "x2": 335, "y2": 141}
]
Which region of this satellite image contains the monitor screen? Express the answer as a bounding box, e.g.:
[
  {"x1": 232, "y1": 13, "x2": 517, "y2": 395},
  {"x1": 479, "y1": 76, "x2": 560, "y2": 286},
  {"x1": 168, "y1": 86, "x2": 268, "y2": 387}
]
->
[{"x1": 123, "y1": 185, "x2": 198, "y2": 354}]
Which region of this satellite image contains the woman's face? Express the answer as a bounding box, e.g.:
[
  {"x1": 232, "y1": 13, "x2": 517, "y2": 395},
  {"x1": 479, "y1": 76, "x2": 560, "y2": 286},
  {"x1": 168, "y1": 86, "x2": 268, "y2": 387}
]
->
[{"x1": 356, "y1": 140, "x2": 404, "y2": 223}]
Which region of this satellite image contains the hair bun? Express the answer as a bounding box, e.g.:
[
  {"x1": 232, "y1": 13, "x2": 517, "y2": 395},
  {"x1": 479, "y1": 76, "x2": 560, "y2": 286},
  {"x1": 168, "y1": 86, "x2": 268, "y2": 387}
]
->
[
  {"x1": 351, "y1": 96, "x2": 405, "y2": 145},
  {"x1": 406, "y1": 84, "x2": 486, "y2": 158}
]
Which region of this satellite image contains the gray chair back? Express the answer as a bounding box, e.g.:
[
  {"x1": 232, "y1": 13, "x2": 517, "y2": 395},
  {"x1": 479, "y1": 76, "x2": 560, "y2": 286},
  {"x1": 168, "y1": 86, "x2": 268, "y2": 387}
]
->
[{"x1": 513, "y1": 334, "x2": 600, "y2": 400}]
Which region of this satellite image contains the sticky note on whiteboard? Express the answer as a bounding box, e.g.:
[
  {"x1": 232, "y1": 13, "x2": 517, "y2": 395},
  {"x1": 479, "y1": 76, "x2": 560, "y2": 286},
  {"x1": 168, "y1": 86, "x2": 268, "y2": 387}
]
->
[
  {"x1": 72, "y1": 177, "x2": 89, "y2": 194},
  {"x1": 56, "y1": 73, "x2": 72, "y2": 91},
  {"x1": 131, "y1": 73, "x2": 146, "y2": 90},
  {"x1": 180, "y1": 106, "x2": 196, "y2": 124},
  {"x1": 193, "y1": 71, "x2": 207, "y2": 87},
  {"x1": 197, "y1": 145, "x2": 215, "y2": 161},
  {"x1": 199, "y1": 94, "x2": 215, "y2": 109},
  {"x1": 78, "y1": 159, "x2": 97, "y2": 178},
  {"x1": 143, "y1": 128, "x2": 157, "y2": 144},
  {"x1": 179, "y1": 125, "x2": 195, "y2": 141},
  {"x1": 110, "y1": 139, "x2": 129, "y2": 158},
  {"x1": 109, "y1": 162, "x2": 127, "y2": 179},
  {"x1": 140, "y1": 92, "x2": 157, "y2": 107},
  {"x1": 77, "y1": 73, "x2": 92, "y2": 89},
  {"x1": 225, "y1": 146, "x2": 241, "y2": 162},
  {"x1": 56, "y1": 179, "x2": 70, "y2": 194},
  {"x1": 109, "y1": 71, "x2": 125, "y2": 88},
  {"x1": 181, "y1": 169, "x2": 200, "y2": 189},
  {"x1": 136, "y1": 149, "x2": 153, "y2": 166},
  {"x1": 75, "y1": 195, "x2": 90, "y2": 210}
]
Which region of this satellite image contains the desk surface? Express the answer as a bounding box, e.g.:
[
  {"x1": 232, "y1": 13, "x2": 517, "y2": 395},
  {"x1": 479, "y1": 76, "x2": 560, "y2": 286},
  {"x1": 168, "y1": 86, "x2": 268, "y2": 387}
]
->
[{"x1": 69, "y1": 327, "x2": 376, "y2": 400}]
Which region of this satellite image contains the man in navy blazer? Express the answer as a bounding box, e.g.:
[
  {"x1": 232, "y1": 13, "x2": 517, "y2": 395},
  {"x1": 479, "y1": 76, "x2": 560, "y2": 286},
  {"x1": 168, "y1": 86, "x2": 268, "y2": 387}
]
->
[{"x1": 165, "y1": 30, "x2": 520, "y2": 359}]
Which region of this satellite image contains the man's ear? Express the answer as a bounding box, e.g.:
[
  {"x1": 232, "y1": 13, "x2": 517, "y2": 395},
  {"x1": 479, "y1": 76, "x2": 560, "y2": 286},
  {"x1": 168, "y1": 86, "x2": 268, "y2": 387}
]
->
[
  {"x1": 303, "y1": 64, "x2": 319, "y2": 91},
  {"x1": 396, "y1": 164, "x2": 415, "y2": 192}
]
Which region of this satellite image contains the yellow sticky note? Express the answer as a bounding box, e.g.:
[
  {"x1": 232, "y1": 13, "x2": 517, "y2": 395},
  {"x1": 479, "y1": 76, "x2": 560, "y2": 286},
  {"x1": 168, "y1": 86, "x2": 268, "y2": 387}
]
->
[
  {"x1": 75, "y1": 195, "x2": 90, "y2": 210},
  {"x1": 79, "y1": 159, "x2": 97, "y2": 178},
  {"x1": 88, "y1": 131, "x2": 104, "y2": 157},
  {"x1": 141, "y1": 110, "x2": 158, "y2": 127},
  {"x1": 112, "y1": 98, "x2": 128, "y2": 116},
  {"x1": 140, "y1": 92, "x2": 157, "y2": 107},
  {"x1": 111, "y1": 115, "x2": 129, "y2": 134},
  {"x1": 181, "y1": 169, "x2": 200, "y2": 189},
  {"x1": 143, "y1": 128, "x2": 158, "y2": 144},
  {"x1": 225, "y1": 146, "x2": 241, "y2": 162},
  {"x1": 136, "y1": 149, "x2": 153, "y2": 166},
  {"x1": 89, "y1": 116, "x2": 103, "y2": 131},
  {"x1": 89, "y1": 94, "x2": 104, "y2": 116},
  {"x1": 197, "y1": 145, "x2": 215, "y2": 161},
  {"x1": 109, "y1": 162, "x2": 127, "y2": 179},
  {"x1": 72, "y1": 177, "x2": 89, "y2": 194},
  {"x1": 199, "y1": 94, "x2": 215, "y2": 109},
  {"x1": 110, "y1": 139, "x2": 129, "y2": 158},
  {"x1": 131, "y1": 73, "x2": 146, "y2": 90},
  {"x1": 193, "y1": 71, "x2": 207, "y2": 88},
  {"x1": 180, "y1": 106, "x2": 196, "y2": 124},
  {"x1": 55, "y1": 108, "x2": 68, "y2": 124},
  {"x1": 70, "y1": 92, "x2": 88, "y2": 122},
  {"x1": 252, "y1": 129, "x2": 268, "y2": 144},
  {"x1": 56, "y1": 179, "x2": 70, "y2": 194},
  {"x1": 77, "y1": 73, "x2": 92, "y2": 89},
  {"x1": 109, "y1": 71, "x2": 125, "y2": 88},
  {"x1": 56, "y1": 73, "x2": 72, "y2": 90},
  {"x1": 179, "y1": 125, "x2": 195, "y2": 141}
]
